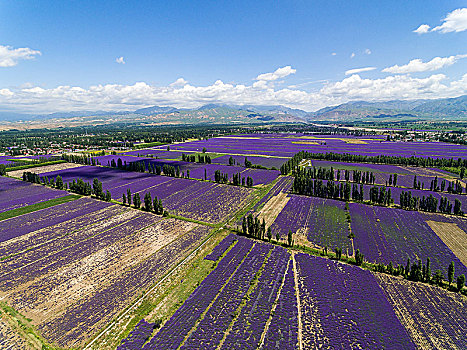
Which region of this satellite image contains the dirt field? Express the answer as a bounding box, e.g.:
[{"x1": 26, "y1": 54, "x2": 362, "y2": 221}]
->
[
  {"x1": 427, "y1": 220, "x2": 467, "y2": 268},
  {"x1": 256, "y1": 192, "x2": 291, "y2": 227},
  {"x1": 7, "y1": 162, "x2": 84, "y2": 178}
]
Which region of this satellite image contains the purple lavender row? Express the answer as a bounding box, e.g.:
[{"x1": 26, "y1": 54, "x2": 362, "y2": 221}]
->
[
  {"x1": 212, "y1": 154, "x2": 288, "y2": 169},
  {"x1": 0, "y1": 197, "x2": 110, "y2": 243},
  {"x1": 204, "y1": 234, "x2": 238, "y2": 261},
  {"x1": 168, "y1": 184, "x2": 252, "y2": 223},
  {"x1": 0, "y1": 177, "x2": 68, "y2": 213},
  {"x1": 0, "y1": 205, "x2": 127, "y2": 275},
  {"x1": 41, "y1": 165, "x2": 252, "y2": 224},
  {"x1": 376, "y1": 274, "x2": 467, "y2": 349},
  {"x1": 38, "y1": 225, "x2": 211, "y2": 347},
  {"x1": 0, "y1": 214, "x2": 154, "y2": 291},
  {"x1": 295, "y1": 253, "x2": 415, "y2": 349},
  {"x1": 180, "y1": 243, "x2": 271, "y2": 350},
  {"x1": 144, "y1": 237, "x2": 254, "y2": 350},
  {"x1": 349, "y1": 202, "x2": 467, "y2": 278},
  {"x1": 261, "y1": 259, "x2": 299, "y2": 350},
  {"x1": 117, "y1": 319, "x2": 155, "y2": 350},
  {"x1": 170, "y1": 135, "x2": 467, "y2": 159},
  {"x1": 241, "y1": 168, "x2": 281, "y2": 186},
  {"x1": 0, "y1": 200, "x2": 118, "y2": 258},
  {"x1": 221, "y1": 245, "x2": 290, "y2": 350},
  {"x1": 270, "y1": 195, "x2": 351, "y2": 252}
]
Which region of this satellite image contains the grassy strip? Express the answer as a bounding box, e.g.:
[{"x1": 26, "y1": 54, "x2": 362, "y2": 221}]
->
[
  {"x1": 0, "y1": 302, "x2": 56, "y2": 350},
  {"x1": 133, "y1": 142, "x2": 166, "y2": 149},
  {"x1": 6, "y1": 160, "x2": 66, "y2": 172},
  {"x1": 87, "y1": 228, "x2": 225, "y2": 349},
  {"x1": 0, "y1": 194, "x2": 80, "y2": 222}
]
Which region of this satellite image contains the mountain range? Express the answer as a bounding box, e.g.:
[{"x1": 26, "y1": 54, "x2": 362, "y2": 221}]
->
[{"x1": 0, "y1": 95, "x2": 466, "y2": 127}]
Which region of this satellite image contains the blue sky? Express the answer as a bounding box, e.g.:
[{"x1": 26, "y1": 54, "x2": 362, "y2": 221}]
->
[{"x1": 1, "y1": 1, "x2": 467, "y2": 114}]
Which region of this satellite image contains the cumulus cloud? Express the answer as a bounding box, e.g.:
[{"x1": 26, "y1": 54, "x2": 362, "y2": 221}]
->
[
  {"x1": 365, "y1": 49, "x2": 372, "y2": 55},
  {"x1": 115, "y1": 56, "x2": 125, "y2": 64},
  {"x1": 382, "y1": 54, "x2": 467, "y2": 74},
  {"x1": 331, "y1": 52, "x2": 337, "y2": 56},
  {"x1": 413, "y1": 24, "x2": 431, "y2": 34},
  {"x1": 1, "y1": 67, "x2": 467, "y2": 114},
  {"x1": 170, "y1": 78, "x2": 188, "y2": 87},
  {"x1": 415, "y1": 8, "x2": 467, "y2": 34},
  {"x1": 345, "y1": 67, "x2": 377, "y2": 75},
  {"x1": 432, "y1": 8, "x2": 467, "y2": 33},
  {"x1": 0, "y1": 45, "x2": 41, "y2": 67},
  {"x1": 255, "y1": 66, "x2": 296, "y2": 81}
]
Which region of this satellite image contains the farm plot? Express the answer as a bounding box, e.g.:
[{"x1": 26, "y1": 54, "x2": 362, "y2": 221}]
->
[
  {"x1": 123, "y1": 235, "x2": 467, "y2": 350},
  {"x1": 295, "y1": 253, "x2": 414, "y2": 349},
  {"x1": 0, "y1": 199, "x2": 211, "y2": 348},
  {"x1": 212, "y1": 154, "x2": 288, "y2": 169},
  {"x1": 0, "y1": 197, "x2": 111, "y2": 244},
  {"x1": 40, "y1": 165, "x2": 255, "y2": 223},
  {"x1": 375, "y1": 273, "x2": 467, "y2": 350},
  {"x1": 144, "y1": 237, "x2": 289, "y2": 350},
  {"x1": 270, "y1": 195, "x2": 351, "y2": 253},
  {"x1": 349, "y1": 203, "x2": 467, "y2": 278},
  {"x1": 7, "y1": 162, "x2": 84, "y2": 178},
  {"x1": 425, "y1": 217, "x2": 467, "y2": 268},
  {"x1": 0, "y1": 176, "x2": 68, "y2": 213},
  {"x1": 169, "y1": 134, "x2": 467, "y2": 159}
]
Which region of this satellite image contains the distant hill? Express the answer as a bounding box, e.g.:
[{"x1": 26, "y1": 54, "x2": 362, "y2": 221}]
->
[
  {"x1": 1, "y1": 95, "x2": 466, "y2": 125},
  {"x1": 308, "y1": 95, "x2": 467, "y2": 122}
]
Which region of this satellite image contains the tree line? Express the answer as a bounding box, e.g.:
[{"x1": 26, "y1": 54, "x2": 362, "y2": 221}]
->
[
  {"x1": 122, "y1": 188, "x2": 165, "y2": 215},
  {"x1": 240, "y1": 213, "x2": 294, "y2": 246},
  {"x1": 281, "y1": 151, "x2": 467, "y2": 174},
  {"x1": 375, "y1": 258, "x2": 465, "y2": 293},
  {"x1": 399, "y1": 191, "x2": 463, "y2": 215}
]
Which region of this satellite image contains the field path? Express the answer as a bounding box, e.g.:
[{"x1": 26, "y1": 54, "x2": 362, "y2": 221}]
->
[{"x1": 292, "y1": 253, "x2": 303, "y2": 350}]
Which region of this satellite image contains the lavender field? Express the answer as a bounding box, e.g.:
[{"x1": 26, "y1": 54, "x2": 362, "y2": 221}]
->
[
  {"x1": 0, "y1": 194, "x2": 212, "y2": 348},
  {"x1": 120, "y1": 236, "x2": 463, "y2": 349},
  {"x1": 167, "y1": 134, "x2": 467, "y2": 159},
  {"x1": 0, "y1": 176, "x2": 69, "y2": 213},
  {"x1": 349, "y1": 202, "x2": 467, "y2": 278},
  {"x1": 39, "y1": 165, "x2": 254, "y2": 223},
  {"x1": 1, "y1": 132, "x2": 467, "y2": 349}
]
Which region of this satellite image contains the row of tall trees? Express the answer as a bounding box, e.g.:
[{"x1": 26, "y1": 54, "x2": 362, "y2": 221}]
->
[
  {"x1": 181, "y1": 153, "x2": 212, "y2": 163},
  {"x1": 121, "y1": 189, "x2": 165, "y2": 215},
  {"x1": 281, "y1": 151, "x2": 467, "y2": 174},
  {"x1": 375, "y1": 258, "x2": 465, "y2": 292},
  {"x1": 240, "y1": 214, "x2": 294, "y2": 246},
  {"x1": 62, "y1": 153, "x2": 101, "y2": 166},
  {"x1": 399, "y1": 191, "x2": 463, "y2": 215},
  {"x1": 292, "y1": 178, "x2": 364, "y2": 202}
]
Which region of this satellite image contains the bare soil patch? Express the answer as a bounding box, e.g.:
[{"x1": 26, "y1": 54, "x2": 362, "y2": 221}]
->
[
  {"x1": 7, "y1": 162, "x2": 84, "y2": 178},
  {"x1": 427, "y1": 220, "x2": 467, "y2": 267}
]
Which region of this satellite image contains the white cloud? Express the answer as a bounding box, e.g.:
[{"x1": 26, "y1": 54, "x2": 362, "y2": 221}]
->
[
  {"x1": 1, "y1": 67, "x2": 467, "y2": 114},
  {"x1": 116, "y1": 56, "x2": 125, "y2": 64},
  {"x1": 365, "y1": 49, "x2": 372, "y2": 55},
  {"x1": 255, "y1": 66, "x2": 296, "y2": 81},
  {"x1": 0, "y1": 45, "x2": 41, "y2": 67},
  {"x1": 350, "y1": 52, "x2": 355, "y2": 59},
  {"x1": 382, "y1": 54, "x2": 467, "y2": 74},
  {"x1": 413, "y1": 24, "x2": 430, "y2": 34},
  {"x1": 432, "y1": 8, "x2": 467, "y2": 33},
  {"x1": 331, "y1": 52, "x2": 337, "y2": 56},
  {"x1": 170, "y1": 78, "x2": 188, "y2": 87},
  {"x1": 345, "y1": 67, "x2": 377, "y2": 75}
]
